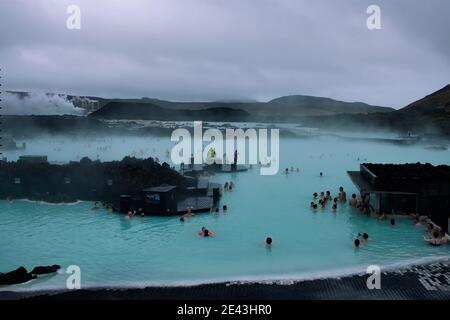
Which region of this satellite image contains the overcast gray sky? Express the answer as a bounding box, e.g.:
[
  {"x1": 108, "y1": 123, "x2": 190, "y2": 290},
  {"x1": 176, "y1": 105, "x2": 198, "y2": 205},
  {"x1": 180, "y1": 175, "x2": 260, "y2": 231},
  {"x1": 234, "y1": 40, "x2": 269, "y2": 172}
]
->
[{"x1": 1, "y1": 0, "x2": 449, "y2": 108}]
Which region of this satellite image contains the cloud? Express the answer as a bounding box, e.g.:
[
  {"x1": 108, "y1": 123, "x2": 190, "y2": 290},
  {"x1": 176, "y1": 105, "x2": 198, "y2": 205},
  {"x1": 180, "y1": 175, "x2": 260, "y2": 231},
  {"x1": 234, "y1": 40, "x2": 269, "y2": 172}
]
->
[
  {"x1": 0, "y1": 0, "x2": 449, "y2": 108},
  {"x1": 2, "y1": 92, "x2": 86, "y2": 115}
]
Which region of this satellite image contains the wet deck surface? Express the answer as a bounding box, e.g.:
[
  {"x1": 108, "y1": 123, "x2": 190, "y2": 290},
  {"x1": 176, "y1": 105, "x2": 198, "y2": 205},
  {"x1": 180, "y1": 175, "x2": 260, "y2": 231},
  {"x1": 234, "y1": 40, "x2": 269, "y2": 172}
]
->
[
  {"x1": 177, "y1": 196, "x2": 213, "y2": 213},
  {"x1": 2, "y1": 260, "x2": 450, "y2": 300}
]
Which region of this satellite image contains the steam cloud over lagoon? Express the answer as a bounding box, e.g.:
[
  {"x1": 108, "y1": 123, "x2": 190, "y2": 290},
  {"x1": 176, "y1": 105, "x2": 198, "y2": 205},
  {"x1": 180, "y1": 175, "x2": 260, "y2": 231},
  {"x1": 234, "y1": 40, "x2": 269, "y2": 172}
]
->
[{"x1": 2, "y1": 92, "x2": 86, "y2": 115}]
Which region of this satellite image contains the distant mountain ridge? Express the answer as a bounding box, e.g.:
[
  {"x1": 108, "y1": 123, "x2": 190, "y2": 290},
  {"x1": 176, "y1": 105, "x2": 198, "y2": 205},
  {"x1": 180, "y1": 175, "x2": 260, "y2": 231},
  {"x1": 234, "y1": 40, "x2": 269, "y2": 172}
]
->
[
  {"x1": 5, "y1": 90, "x2": 393, "y2": 120},
  {"x1": 87, "y1": 94, "x2": 393, "y2": 122},
  {"x1": 89, "y1": 101, "x2": 250, "y2": 121},
  {"x1": 265, "y1": 95, "x2": 393, "y2": 116},
  {"x1": 298, "y1": 83, "x2": 450, "y2": 136},
  {"x1": 401, "y1": 84, "x2": 450, "y2": 113},
  {"x1": 4, "y1": 84, "x2": 450, "y2": 136}
]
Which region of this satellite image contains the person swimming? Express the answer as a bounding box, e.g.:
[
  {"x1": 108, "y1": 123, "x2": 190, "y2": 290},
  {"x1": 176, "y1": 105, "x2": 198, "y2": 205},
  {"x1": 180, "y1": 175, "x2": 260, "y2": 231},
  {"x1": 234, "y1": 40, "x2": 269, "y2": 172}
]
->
[
  {"x1": 354, "y1": 239, "x2": 360, "y2": 249},
  {"x1": 215, "y1": 208, "x2": 220, "y2": 213},
  {"x1": 125, "y1": 211, "x2": 133, "y2": 219},
  {"x1": 414, "y1": 216, "x2": 422, "y2": 226},
  {"x1": 320, "y1": 172, "x2": 323, "y2": 177},
  {"x1": 332, "y1": 204, "x2": 337, "y2": 211},
  {"x1": 326, "y1": 191, "x2": 331, "y2": 200},
  {"x1": 313, "y1": 192, "x2": 318, "y2": 199},
  {"x1": 199, "y1": 227, "x2": 214, "y2": 237},
  {"x1": 320, "y1": 192, "x2": 325, "y2": 200},
  {"x1": 423, "y1": 231, "x2": 444, "y2": 246},
  {"x1": 180, "y1": 217, "x2": 185, "y2": 222},
  {"x1": 91, "y1": 201, "x2": 100, "y2": 210},
  {"x1": 349, "y1": 194, "x2": 357, "y2": 206},
  {"x1": 378, "y1": 212, "x2": 387, "y2": 220},
  {"x1": 223, "y1": 205, "x2": 228, "y2": 212},
  {"x1": 285, "y1": 168, "x2": 289, "y2": 174},
  {"x1": 313, "y1": 204, "x2": 318, "y2": 209},
  {"x1": 224, "y1": 182, "x2": 229, "y2": 190},
  {"x1": 265, "y1": 237, "x2": 273, "y2": 248},
  {"x1": 338, "y1": 187, "x2": 346, "y2": 202},
  {"x1": 310, "y1": 202, "x2": 316, "y2": 208},
  {"x1": 390, "y1": 219, "x2": 396, "y2": 226},
  {"x1": 182, "y1": 207, "x2": 195, "y2": 218},
  {"x1": 358, "y1": 233, "x2": 369, "y2": 242}
]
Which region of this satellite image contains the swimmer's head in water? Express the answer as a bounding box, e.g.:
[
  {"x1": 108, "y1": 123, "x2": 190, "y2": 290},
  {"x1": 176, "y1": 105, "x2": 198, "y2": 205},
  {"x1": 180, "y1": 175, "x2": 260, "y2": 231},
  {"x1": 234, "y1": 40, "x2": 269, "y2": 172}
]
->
[
  {"x1": 266, "y1": 237, "x2": 272, "y2": 245},
  {"x1": 339, "y1": 187, "x2": 344, "y2": 192},
  {"x1": 390, "y1": 219, "x2": 395, "y2": 226},
  {"x1": 354, "y1": 239, "x2": 360, "y2": 247},
  {"x1": 313, "y1": 192, "x2": 318, "y2": 197},
  {"x1": 363, "y1": 233, "x2": 368, "y2": 240},
  {"x1": 180, "y1": 217, "x2": 184, "y2": 222},
  {"x1": 223, "y1": 205, "x2": 227, "y2": 211}
]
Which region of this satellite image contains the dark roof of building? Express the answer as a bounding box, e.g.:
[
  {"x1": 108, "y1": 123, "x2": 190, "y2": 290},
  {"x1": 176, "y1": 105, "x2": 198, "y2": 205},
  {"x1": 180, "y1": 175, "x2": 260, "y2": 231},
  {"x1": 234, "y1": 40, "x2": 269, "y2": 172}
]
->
[
  {"x1": 142, "y1": 185, "x2": 177, "y2": 193},
  {"x1": 18, "y1": 155, "x2": 48, "y2": 159},
  {"x1": 363, "y1": 163, "x2": 450, "y2": 180},
  {"x1": 347, "y1": 171, "x2": 374, "y2": 192}
]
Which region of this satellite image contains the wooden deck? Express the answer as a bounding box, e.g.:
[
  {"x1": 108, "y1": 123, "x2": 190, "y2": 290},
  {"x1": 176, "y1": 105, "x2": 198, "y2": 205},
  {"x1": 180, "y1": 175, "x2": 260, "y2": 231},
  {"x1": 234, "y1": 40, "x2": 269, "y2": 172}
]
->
[{"x1": 177, "y1": 196, "x2": 213, "y2": 214}]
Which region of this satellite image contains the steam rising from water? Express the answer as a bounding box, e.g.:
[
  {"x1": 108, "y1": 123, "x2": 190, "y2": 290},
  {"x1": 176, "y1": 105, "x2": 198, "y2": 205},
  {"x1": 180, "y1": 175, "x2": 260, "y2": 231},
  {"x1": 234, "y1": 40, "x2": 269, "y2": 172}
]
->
[{"x1": 2, "y1": 92, "x2": 86, "y2": 115}]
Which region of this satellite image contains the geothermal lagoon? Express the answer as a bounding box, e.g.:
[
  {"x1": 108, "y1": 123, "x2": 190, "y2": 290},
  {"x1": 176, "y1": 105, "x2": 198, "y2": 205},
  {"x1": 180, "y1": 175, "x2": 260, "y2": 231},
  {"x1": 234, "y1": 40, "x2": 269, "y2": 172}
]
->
[{"x1": 1, "y1": 123, "x2": 449, "y2": 291}]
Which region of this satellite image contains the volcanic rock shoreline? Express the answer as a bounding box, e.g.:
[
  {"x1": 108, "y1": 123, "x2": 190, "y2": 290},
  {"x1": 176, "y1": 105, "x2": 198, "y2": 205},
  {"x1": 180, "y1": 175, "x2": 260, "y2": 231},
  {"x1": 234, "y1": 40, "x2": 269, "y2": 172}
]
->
[
  {"x1": 0, "y1": 156, "x2": 187, "y2": 204},
  {"x1": 1, "y1": 259, "x2": 450, "y2": 300}
]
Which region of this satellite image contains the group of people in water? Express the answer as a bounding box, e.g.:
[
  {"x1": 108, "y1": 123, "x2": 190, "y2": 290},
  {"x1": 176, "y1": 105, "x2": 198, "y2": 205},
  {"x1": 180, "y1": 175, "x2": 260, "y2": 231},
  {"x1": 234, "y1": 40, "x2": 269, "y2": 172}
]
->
[
  {"x1": 284, "y1": 167, "x2": 301, "y2": 174},
  {"x1": 309, "y1": 183, "x2": 450, "y2": 249},
  {"x1": 353, "y1": 233, "x2": 369, "y2": 249},
  {"x1": 418, "y1": 216, "x2": 450, "y2": 246},
  {"x1": 178, "y1": 181, "x2": 235, "y2": 237},
  {"x1": 125, "y1": 207, "x2": 146, "y2": 219},
  {"x1": 310, "y1": 187, "x2": 347, "y2": 212},
  {"x1": 223, "y1": 181, "x2": 235, "y2": 191}
]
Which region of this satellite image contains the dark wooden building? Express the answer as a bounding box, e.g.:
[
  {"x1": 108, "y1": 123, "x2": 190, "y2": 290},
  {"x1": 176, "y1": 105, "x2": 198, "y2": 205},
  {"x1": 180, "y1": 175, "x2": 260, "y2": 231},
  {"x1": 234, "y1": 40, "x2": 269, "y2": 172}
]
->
[
  {"x1": 141, "y1": 185, "x2": 178, "y2": 215},
  {"x1": 348, "y1": 163, "x2": 450, "y2": 232}
]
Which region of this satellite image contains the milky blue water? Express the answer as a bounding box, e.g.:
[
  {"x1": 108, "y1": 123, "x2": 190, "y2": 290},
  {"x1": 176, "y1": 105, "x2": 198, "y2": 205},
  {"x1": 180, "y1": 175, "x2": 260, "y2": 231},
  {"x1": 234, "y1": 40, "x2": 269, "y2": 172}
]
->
[{"x1": 1, "y1": 131, "x2": 450, "y2": 291}]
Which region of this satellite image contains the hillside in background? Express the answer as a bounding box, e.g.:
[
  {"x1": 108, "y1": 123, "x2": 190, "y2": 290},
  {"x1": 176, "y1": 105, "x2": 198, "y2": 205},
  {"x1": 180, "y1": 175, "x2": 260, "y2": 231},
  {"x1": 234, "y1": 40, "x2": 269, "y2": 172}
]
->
[
  {"x1": 89, "y1": 102, "x2": 250, "y2": 121},
  {"x1": 87, "y1": 95, "x2": 392, "y2": 122},
  {"x1": 5, "y1": 90, "x2": 393, "y2": 120},
  {"x1": 131, "y1": 95, "x2": 393, "y2": 119},
  {"x1": 299, "y1": 84, "x2": 450, "y2": 136},
  {"x1": 5, "y1": 85, "x2": 450, "y2": 136},
  {"x1": 401, "y1": 84, "x2": 450, "y2": 113}
]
